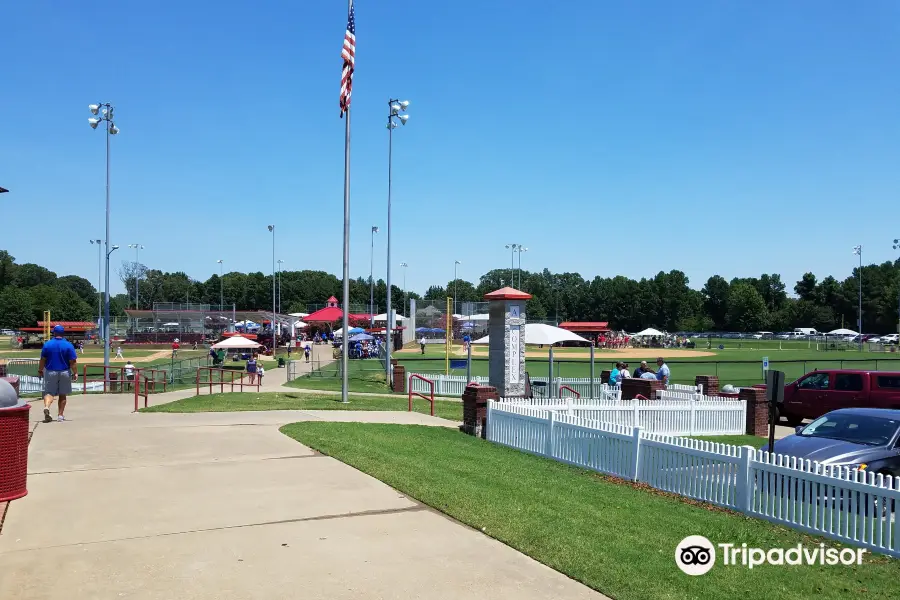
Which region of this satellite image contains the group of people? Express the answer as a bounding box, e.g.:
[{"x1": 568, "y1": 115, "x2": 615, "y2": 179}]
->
[
  {"x1": 596, "y1": 333, "x2": 630, "y2": 348},
  {"x1": 608, "y1": 357, "x2": 670, "y2": 386}
]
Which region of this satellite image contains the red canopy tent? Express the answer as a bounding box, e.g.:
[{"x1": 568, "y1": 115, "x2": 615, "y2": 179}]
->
[{"x1": 302, "y1": 297, "x2": 370, "y2": 324}]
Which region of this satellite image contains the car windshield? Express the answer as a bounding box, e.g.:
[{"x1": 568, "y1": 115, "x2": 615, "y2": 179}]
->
[{"x1": 799, "y1": 413, "x2": 900, "y2": 446}]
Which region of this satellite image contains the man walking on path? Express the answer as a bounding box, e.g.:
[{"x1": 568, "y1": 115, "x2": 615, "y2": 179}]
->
[{"x1": 38, "y1": 325, "x2": 78, "y2": 423}]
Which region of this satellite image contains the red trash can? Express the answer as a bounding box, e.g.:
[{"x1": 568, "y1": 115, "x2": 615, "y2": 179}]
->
[{"x1": 0, "y1": 402, "x2": 31, "y2": 502}]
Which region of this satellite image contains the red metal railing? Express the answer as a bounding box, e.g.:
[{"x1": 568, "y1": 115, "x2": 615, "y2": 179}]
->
[
  {"x1": 195, "y1": 367, "x2": 260, "y2": 396},
  {"x1": 82, "y1": 365, "x2": 167, "y2": 395},
  {"x1": 408, "y1": 374, "x2": 435, "y2": 416},
  {"x1": 559, "y1": 385, "x2": 581, "y2": 398},
  {"x1": 134, "y1": 375, "x2": 150, "y2": 411}
]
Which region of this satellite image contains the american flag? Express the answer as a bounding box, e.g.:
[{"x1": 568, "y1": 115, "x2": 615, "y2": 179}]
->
[{"x1": 339, "y1": 0, "x2": 356, "y2": 117}]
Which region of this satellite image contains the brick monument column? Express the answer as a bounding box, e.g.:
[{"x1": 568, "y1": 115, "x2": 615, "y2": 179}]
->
[
  {"x1": 484, "y1": 287, "x2": 532, "y2": 398},
  {"x1": 739, "y1": 386, "x2": 768, "y2": 436},
  {"x1": 461, "y1": 384, "x2": 499, "y2": 438}
]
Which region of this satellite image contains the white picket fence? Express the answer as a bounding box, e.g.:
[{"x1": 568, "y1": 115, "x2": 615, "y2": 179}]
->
[
  {"x1": 487, "y1": 401, "x2": 900, "y2": 558},
  {"x1": 408, "y1": 373, "x2": 621, "y2": 399},
  {"x1": 408, "y1": 373, "x2": 489, "y2": 396},
  {"x1": 13, "y1": 374, "x2": 107, "y2": 394},
  {"x1": 498, "y1": 396, "x2": 745, "y2": 436}
]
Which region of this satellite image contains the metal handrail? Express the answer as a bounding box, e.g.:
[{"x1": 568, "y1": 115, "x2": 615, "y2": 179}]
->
[
  {"x1": 195, "y1": 366, "x2": 259, "y2": 396},
  {"x1": 408, "y1": 374, "x2": 435, "y2": 416},
  {"x1": 559, "y1": 385, "x2": 581, "y2": 398}
]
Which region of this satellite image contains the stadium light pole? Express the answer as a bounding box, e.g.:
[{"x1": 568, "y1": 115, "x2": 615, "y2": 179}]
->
[
  {"x1": 505, "y1": 243, "x2": 522, "y2": 286},
  {"x1": 89, "y1": 240, "x2": 102, "y2": 330},
  {"x1": 268, "y1": 225, "x2": 276, "y2": 339},
  {"x1": 128, "y1": 244, "x2": 144, "y2": 308},
  {"x1": 454, "y1": 260, "x2": 461, "y2": 313},
  {"x1": 894, "y1": 239, "x2": 900, "y2": 335},
  {"x1": 369, "y1": 225, "x2": 379, "y2": 328},
  {"x1": 517, "y1": 247, "x2": 528, "y2": 289},
  {"x1": 277, "y1": 259, "x2": 284, "y2": 315},
  {"x1": 88, "y1": 102, "x2": 119, "y2": 366},
  {"x1": 853, "y1": 245, "x2": 863, "y2": 341},
  {"x1": 216, "y1": 259, "x2": 224, "y2": 309},
  {"x1": 400, "y1": 262, "x2": 408, "y2": 316},
  {"x1": 385, "y1": 99, "x2": 410, "y2": 383}
]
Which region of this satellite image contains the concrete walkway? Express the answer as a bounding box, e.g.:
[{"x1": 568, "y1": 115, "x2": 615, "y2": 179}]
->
[{"x1": 0, "y1": 392, "x2": 605, "y2": 599}]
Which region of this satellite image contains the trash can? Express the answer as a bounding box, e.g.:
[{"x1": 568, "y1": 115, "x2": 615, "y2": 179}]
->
[
  {"x1": 277, "y1": 357, "x2": 285, "y2": 368},
  {"x1": 0, "y1": 378, "x2": 30, "y2": 502},
  {"x1": 109, "y1": 372, "x2": 119, "y2": 393}
]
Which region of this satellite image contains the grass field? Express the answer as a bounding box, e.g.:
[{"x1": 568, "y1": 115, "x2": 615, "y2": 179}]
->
[
  {"x1": 141, "y1": 391, "x2": 462, "y2": 420},
  {"x1": 392, "y1": 345, "x2": 900, "y2": 388},
  {"x1": 281, "y1": 422, "x2": 898, "y2": 600}
]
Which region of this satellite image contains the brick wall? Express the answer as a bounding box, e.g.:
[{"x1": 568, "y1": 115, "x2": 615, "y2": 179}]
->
[
  {"x1": 739, "y1": 386, "x2": 769, "y2": 436},
  {"x1": 621, "y1": 378, "x2": 664, "y2": 400},
  {"x1": 695, "y1": 375, "x2": 719, "y2": 397},
  {"x1": 392, "y1": 364, "x2": 406, "y2": 394},
  {"x1": 461, "y1": 384, "x2": 498, "y2": 438}
]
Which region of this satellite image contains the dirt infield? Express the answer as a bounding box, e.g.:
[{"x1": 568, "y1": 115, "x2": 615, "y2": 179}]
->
[{"x1": 464, "y1": 347, "x2": 717, "y2": 359}]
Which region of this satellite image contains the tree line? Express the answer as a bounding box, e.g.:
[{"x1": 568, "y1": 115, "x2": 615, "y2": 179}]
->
[{"x1": 1, "y1": 248, "x2": 898, "y2": 334}]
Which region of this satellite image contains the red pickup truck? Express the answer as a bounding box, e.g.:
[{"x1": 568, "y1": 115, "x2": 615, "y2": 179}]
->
[{"x1": 777, "y1": 370, "x2": 900, "y2": 426}]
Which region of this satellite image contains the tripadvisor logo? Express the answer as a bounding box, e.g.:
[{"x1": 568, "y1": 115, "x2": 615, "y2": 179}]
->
[{"x1": 675, "y1": 536, "x2": 866, "y2": 575}]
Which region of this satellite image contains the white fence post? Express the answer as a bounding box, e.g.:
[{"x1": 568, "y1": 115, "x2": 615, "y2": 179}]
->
[
  {"x1": 631, "y1": 426, "x2": 643, "y2": 481},
  {"x1": 633, "y1": 401, "x2": 640, "y2": 428},
  {"x1": 735, "y1": 445, "x2": 755, "y2": 513},
  {"x1": 546, "y1": 411, "x2": 556, "y2": 458},
  {"x1": 689, "y1": 401, "x2": 696, "y2": 435}
]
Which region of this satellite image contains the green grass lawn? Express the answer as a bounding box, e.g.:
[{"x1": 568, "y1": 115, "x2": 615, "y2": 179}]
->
[
  {"x1": 692, "y1": 434, "x2": 767, "y2": 447},
  {"x1": 286, "y1": 358, "x2": 392, "y2": 394},
  {"x1": 394, "y1": 345, "x2": 900, "y2": 388},
  {"x1": 140, "y1": 391, "x2": 463, "y2": 420},
  {"x1": 281, "y1": 422, "x2": 898, "y2": 600}
]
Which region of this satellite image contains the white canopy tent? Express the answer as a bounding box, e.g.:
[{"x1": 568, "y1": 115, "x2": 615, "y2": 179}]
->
[
  {"x1": 211, "y1": 335, "x2": 262, "y2": 349},
  {"x1": 827, "y1": 328, "x2": 858, "y2": 336},
  {"x1": 473, "y1": 324, "x2": 590, "y2": 398},
  {"x1": 633, "y1": 328, "x2": 665, "y2": 337},
  {"x1": 458, "y1": 313, "x2": 490, "y2": 322},
  {"x1": 293, "y1": 321, "x2": 308, "y2": 329},
  {"x1": 472, "y1": 323, "x2": 590, "y2": 346},
  {"x1": 373, "y1": 313, "x2": 406, "y2": 322},
  {"x1": 288, "y1": 312, "x2": 309, "y2": 318}
]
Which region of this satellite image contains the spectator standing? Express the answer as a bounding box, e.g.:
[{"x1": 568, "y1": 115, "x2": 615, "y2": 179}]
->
[
  {"x1": 304, "y1": 344, "x2": 311, "y2": 363},
  {"x1": 246, "y1": 355, "x2": 258, "y2": 384},
  {"x1": 38, "y1": 325, "x2": 78, "y2": 423},
  {"x1": 640, "y1": 369, "x2": 657, "y2": 380},
  {"x1": 633, "y1": 361, "x2": 648, "y2": 377},
  {"x1": 124, "y1": 360, "x2": 135, "y2": 391},
  {"x1": 257, "y1": 363, "x2": 265, "y2": 386},
  {"x1": 420, "y1": 336, "x2": 426, "y2": 355},
  {"x1": 655, "y1": 357, "x2": 670, "y2": 385},
  {"x1": 620, "y1": 362, "x2": 631, "y2": 379}
]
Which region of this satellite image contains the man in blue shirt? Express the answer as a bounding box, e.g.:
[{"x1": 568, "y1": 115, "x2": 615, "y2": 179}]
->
[
  {"x1": 38, "y1": 325, "x2": 78, "y2": 423},
  {"x1": 655, "y1": 357, "x2": 670, "y2": 385}
]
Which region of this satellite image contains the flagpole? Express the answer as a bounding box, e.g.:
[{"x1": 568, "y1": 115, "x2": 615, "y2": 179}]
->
[
  {"x1": 341, "y1": 114, "x2": 351, "y2": 403},
  {"x1": 339, "y1": 0, "x2": 355, "y2": 404}
]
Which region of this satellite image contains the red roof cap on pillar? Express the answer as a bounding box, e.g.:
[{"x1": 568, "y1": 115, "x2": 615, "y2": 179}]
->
[{"x1": 483, "y1": 287, "x2": 532, "y2": 301}]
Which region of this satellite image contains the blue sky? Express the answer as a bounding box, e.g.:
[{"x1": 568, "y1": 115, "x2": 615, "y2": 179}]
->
[{"x1": 2, "y1": 1, "x2": 899, "y2": 297}]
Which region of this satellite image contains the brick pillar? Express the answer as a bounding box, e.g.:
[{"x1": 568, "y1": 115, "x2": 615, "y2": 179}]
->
[
  {"x1": 2, "y1": 376, "x2": 19, "y2": 396},
  {"x1": 600, "y1": 370, "x2": 611, "y2": 384},
  {"x1": 461, "y1": 384, "x2": 498, "y2": 438},
  {"x1": 621, "y1": 378, "x2": 664, "y2": 400},
  {"x1": 695, "y1": 375, "x2": 719, "y2": 397},
  {"x1": 392, "y1": 364, "x2": 406, "y2": 394},
  {"x1": 739, "y1": 387, "x2": 769, "y2": 436}
]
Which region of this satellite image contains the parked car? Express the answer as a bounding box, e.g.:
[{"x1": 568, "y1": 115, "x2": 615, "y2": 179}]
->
[
  {"x1": 770, "y1": 408, "x2": 900, "y2": 477},
  {"x1": 881, "y1": 334, "x2": 899, "y2": 345},
  {"x1": 777, "y1": 369, "x2": 900, "y2": 427},
  {"x1": 775, "y1": 332, "x2": 792, "y2": 340}
]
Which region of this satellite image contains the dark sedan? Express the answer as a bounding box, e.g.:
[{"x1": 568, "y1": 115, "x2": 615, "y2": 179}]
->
[{"x1": 769, "y1": 408, "x2": 900, "y2": 477}]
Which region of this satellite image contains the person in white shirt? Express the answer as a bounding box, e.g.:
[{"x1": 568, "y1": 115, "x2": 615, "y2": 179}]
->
[
  {"x1": 124, "y1": 360, "x2": 135, "y2": 390},
  {"x1": 257, "y1": 364, "x2": 265, "y2": 385},
  {"x1": 420, "y1": 337, "x2": 426, "y2": 355},
  {"x1": 619, "y1": 362, "x2": 631, "y2": 379}
]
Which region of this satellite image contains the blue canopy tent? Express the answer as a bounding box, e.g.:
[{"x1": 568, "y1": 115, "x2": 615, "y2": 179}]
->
[
  {"x1": 348, "y1": 327, "x2": 365, "y2": 334},
  {"x1": 349, "y1": 333, "x2": 374, "y2": 342}
]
